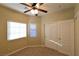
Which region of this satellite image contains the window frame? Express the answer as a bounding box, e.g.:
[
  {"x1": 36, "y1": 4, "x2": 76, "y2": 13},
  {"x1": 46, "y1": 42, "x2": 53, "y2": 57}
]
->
[{"x1": 7, "y1": 21, "x2": 27, "y2": 41}]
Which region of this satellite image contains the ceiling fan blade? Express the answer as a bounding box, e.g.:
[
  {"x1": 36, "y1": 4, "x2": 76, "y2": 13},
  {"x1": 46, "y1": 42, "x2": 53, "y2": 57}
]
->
[
  {"x1": 32, "y1": 3, "x2": 37, "y2": 6},
  {"x1": 20, "y1": 3, "x2": 32, "y2": 7},
  {"x1": 24, "y1": 10, "x2": 31, "y2": 13},
  {"x1": 40, "y1": 3, "x2": 44, "y2": 5},
  {"x1": 38, "y1": 9, "x2": 47, "y2": 13}
]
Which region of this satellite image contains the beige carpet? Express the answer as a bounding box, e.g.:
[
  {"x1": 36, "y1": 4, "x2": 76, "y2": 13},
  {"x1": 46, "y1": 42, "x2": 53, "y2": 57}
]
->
[{"x1": 10, "y1": 47, "x2": 66, "y2": 56}]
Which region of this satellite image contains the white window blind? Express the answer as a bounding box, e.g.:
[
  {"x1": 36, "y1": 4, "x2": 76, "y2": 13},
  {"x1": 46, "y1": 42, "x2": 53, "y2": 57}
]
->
[
  {"x1": 7, "y1": 21, "x2": 27, "y2": 40},
  {"x1": 29, "y1": 24, "x2": 37, "y2": 37}
]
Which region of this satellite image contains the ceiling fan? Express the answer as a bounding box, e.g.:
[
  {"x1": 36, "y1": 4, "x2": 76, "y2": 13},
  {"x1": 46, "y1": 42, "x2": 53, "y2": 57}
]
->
[{"x1": 20, "y1": 3, "x2": 48, "y2": 16}]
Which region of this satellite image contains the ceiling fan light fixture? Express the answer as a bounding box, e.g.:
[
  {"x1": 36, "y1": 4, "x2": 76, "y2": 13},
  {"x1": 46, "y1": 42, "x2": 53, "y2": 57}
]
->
[
  {"x1": 34, "y1": 9, "x2": 38, "y2": 14},
  {"x1": 31, "y1": 9, "x2": 34, "y2": 15},
  {"x1": 20, "y1": 3, "x2": 47, "y2": 16},
  {"x1": 31, "y1": 9, "x2": 38, "y2": 15}
]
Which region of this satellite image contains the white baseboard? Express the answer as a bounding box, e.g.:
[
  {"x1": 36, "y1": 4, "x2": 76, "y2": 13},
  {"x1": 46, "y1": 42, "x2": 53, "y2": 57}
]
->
[
  {"x1": 5, "y1": 45, "x2": 44, "y2": 56},
  {"x1": 44, "y1": 45, "x2": 69, "y2": 56},
  {"x1": 27, "y1": 45, "x2": 44, "y2": 47},
  {"x1": 5, "y1": 46, "x2": 27, "y2": 56}
]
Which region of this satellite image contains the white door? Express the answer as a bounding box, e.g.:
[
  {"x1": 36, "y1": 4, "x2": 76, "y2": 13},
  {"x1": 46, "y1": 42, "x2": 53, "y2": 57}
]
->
[{"x1": 44, "y1": 20, "x2": 74, "y2": 55}]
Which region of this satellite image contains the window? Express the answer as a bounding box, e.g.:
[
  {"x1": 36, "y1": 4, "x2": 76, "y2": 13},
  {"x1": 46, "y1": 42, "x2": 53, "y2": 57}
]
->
[
  {"x1": 29, "y1": 24, "x2": 37, "y2": 37},
  {"x1": 7, "y1": 21, "x2": 27, "y2": 40}
]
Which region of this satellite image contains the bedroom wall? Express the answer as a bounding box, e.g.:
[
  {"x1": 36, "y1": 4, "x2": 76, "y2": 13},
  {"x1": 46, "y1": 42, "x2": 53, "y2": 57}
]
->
[
  {"x1": 41, "y1": 7, "x2": 74, "y2": 44},
  {"x1": 0, "y1": 5, "x2": 41, "y2": 55},
  {"x1": 41, "y1": 7, "x2": 74, "y2": 55},
  {"x1": 27, "y1": 16, "x2": 42, "y2": 46},
  {"x1": 0, "y1": 5, "x2": 29, "y2": 55},
  {"x1": 74, "y1": 4, "x2": 79, "y2": 56}
]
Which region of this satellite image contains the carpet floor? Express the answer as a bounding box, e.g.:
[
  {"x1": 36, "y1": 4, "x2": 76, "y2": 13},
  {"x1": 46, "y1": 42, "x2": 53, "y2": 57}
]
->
[{"x1": 10, "y1": 47, "x2": 66, "y2": 56}]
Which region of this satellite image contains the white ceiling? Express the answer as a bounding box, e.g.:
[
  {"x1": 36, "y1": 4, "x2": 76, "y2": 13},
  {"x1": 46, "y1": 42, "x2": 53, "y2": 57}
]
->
[{"x1": 0, "y1": 3, "x2": 75, "y2": 16}]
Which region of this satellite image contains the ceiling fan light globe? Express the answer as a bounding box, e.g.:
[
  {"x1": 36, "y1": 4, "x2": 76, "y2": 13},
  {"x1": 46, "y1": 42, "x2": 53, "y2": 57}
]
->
[
  {"x1": 34, "y1": 9, "x2": 38, "y2": 14},
  {"x1": 31, "y1": 9, "x2": 38, "y2": 15},
  {"x1": 31, "y1": 9, "x2": 35, "y2": 15}
]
